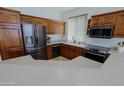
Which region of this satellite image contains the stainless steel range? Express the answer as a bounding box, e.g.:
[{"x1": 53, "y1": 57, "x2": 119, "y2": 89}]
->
[{"x1": 84, "y1": 45, "x2": 111, "y2": 63}]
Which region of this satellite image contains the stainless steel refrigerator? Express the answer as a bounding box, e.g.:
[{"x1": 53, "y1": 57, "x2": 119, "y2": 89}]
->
[{"x1": 21, "y1": 23, "x2": 47, "y2": 60}]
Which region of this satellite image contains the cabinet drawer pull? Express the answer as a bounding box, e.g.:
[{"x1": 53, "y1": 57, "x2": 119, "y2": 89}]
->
[{"x1": 7, "y1": 48, "x2": 22, "y2": 51}]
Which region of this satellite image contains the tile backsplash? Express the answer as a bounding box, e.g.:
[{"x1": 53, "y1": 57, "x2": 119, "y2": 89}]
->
[
  {"x1": 47, "y1": 34, "x2": 64, "y2": 42},
  {"x1": 46, "y1": 34, "x2": 124, "y2": 49},
  {"x1": 84, "y1": 36, "x2": 124, "y2": 48}
]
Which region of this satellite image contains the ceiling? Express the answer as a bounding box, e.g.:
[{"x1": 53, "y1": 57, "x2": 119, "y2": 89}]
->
[{"x1": 7, "y1": 7, "x2": 75, "y2": 20}]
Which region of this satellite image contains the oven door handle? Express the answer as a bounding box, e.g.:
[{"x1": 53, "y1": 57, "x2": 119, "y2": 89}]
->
[{"x1": 85, "y1": 51, "x2": 106, "y2": 57}]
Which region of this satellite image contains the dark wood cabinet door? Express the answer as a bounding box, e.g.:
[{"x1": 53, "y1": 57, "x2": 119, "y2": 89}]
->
[
  {"x1": 49, "y1": 21, "x2": 56, "y2": 34},
  {"x1": 47, "y1": 45, "x2": 52, "y2": 59},
  {"x1": 91, "y1": 16, "x2": 103, "y2": 26},
  {"x1": 103, "y1": 14, "x2": 117, "y2": 25},
  {"x1": 0, "y1": 26, "x2": 24, "y2": 59},
  {"x1": 54, "y1": 23, "x2": 60, "y2": 34},
  {"x1": 59, "y1": 22, "x2": 65, "y2": 35},
  {"x1": 49, "y1": 21, "x2": 65, "y2": 35},
  {"x1": 60, "y1": 46, "x2": 64, "y2": 56},
  {"x1": 75, "y1": 47, "x2": 84, "y2": 57},
  {"x1": 60, "y1": 44, "x2": 68, "y2": 58},
  {"x1": 0, "y1": 26, "x2": 23, "y2": 48},
  {"x1": 114, "y1": 12, "x2": 124, "y2": 37},
  {"x1": 0, "y1": 9, "x2": 20, "y2": 24},
  {"x1": 60, "y1": 44, "x2": 84, "y2": 59}
]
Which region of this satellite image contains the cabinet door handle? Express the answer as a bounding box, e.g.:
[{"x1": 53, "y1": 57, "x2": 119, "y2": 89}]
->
[{"x1": 7, "y1": 48, "x2": 22, "y2": 51}]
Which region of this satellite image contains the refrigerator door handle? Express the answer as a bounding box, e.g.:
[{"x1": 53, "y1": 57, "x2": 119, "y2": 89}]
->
[
  {"x1": 34, "y1": 25, "x2": 38, "y2": 44},
  {"x1": 36, "y1": 26, "x2": 39, "y2": 42}
]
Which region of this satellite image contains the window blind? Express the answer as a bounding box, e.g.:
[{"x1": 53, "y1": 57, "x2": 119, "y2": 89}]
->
[{"x1": 68, "y1": 14, "x2": 87, "y2": 42}]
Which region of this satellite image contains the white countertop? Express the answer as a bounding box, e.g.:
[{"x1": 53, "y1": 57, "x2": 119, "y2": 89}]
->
[
  {"x1": 47, "y1": 41, "x2": 88, "y2": 48},
  {"x1": 0, "y1": 50, "x2": 124, "y2": 85}
]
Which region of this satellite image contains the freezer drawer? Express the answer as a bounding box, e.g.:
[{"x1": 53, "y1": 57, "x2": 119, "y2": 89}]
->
[
  {"x1": 25, "y1": 47, "x2": 47, "y2": 60},
  {"x1": 31, "y1": 52, "x2": 47, "y2": 60}
]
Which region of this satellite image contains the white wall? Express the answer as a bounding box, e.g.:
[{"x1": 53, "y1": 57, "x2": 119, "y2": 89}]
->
[
  {"x1": 62, "y1": 7, "x2": 124, "y2": 48},
  {"x1": 7, "y1": 7, "x2": 62, "y2": 20}
]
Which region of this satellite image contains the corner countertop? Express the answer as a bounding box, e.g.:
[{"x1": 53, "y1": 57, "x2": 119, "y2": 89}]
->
[
  {"x1": 0, "y1": 50, "x2": 124, "y2": 85},
  {"x1": 47, "y1": 41, "x2": 89, "y2": 48}
]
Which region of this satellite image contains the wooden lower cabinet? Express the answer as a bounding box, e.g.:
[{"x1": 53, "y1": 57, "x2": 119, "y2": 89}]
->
[
  {"x1": 3, "y1": 47, "x2": 24, "y2": 59},
  {"x1": 60, "y1": 44, "x2": 84, "y2": 59},
  {"x1": 75, "y1": 47, "x2": 85, "y2": 57},
  {"x1": 47, "y1": 45, "x2": 52, "y2": 59},
  {"x1": 46, "y1": 44, "x2": 84, "y2": 60}
]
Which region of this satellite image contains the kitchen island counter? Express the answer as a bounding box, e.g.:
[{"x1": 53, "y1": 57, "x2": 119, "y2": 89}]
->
[{"x1": 0, "y1": 50, "x2": 124, "y2": 85}]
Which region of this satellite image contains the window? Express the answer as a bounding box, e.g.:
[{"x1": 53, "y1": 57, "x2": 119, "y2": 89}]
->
[{"x1": 68, "y1": 14, "x2": 87, "y2": 42}]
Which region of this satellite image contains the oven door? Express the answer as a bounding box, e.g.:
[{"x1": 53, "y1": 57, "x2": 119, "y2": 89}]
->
[{"x1": 84, "y1": 50, "x2": 108, "y2": 63}]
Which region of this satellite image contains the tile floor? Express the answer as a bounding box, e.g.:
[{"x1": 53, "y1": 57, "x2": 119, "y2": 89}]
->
[{"x1": 50, "y1": 56, "x2": 69, "y2": 61}]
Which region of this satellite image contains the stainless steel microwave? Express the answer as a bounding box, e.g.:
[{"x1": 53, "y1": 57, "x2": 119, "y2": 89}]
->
[{"x1": 88, "y1": 26, "x2": 113, "y2": 39}]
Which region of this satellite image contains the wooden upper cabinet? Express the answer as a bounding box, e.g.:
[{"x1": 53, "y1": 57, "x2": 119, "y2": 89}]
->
[
  {"x1": 91, "y1": 16, "x2": 103, "y2": 26},
  {"x1": 21, "y1": 15, "x2": 50, "y2": 34},
  {"x1": 33, "y1": 18, "x2": 50, "y2": 34},
  {"x1": 52, "y1": 22, "x2": 59, "y2": 34},
  {"x1": 21, "y1": 14, "x2": 33, "y2": 23},
  {"x1": 91, "y1": 13, "x2": 117, "y2": 26},
  {"x1": 90, "y1": 10, "x2": 124, "y2": 38},
  {"x1": 102, "y1": 13, "x2": 117, "y2": 25},
  {"x1": 59, "y1": 22, "x2": 65, "y2": 34},
  {"x1": 41, "y1": 21, "x2": 50, "y2": 34},
  {"x1": 0, "y1": 8, "x2": 20, "y2": 24},
  {"x1": 114, "y1": 12, "x2": 124, "y2": 37},
  {"x1": 49, "y1": 21, "x2": 65, "y2": 35},
  {"x1": 49, "y1": 21, "x2": 55, "y2": 34},
  {"x1": 20, "y1": 14, "x2": 65, "y2": 35}
]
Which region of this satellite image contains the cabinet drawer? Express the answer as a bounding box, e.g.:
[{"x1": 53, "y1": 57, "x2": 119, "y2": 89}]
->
[
  {"x1": 0, "y1": 9, "x2": 20, "y2": 24},
  {"x1": 4, "y1": 47, "x2": 24, "y2": 59}
]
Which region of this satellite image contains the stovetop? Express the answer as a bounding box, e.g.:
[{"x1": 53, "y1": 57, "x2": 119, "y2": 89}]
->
[{"x1": 85, "y1": 45, "x2": 111, "y2": 54}]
